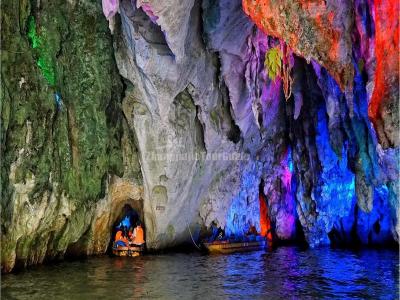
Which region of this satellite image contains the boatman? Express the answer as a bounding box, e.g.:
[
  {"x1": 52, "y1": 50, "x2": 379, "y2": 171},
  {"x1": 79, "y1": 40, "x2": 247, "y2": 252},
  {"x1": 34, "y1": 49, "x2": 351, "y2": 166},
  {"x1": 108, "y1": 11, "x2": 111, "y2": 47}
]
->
[
  {"x1": 115, "y1": 227, "x2": 129, "y2": 247},
  {"x1": 132, "y1": 222, "x2": 145, "y2": 246}
]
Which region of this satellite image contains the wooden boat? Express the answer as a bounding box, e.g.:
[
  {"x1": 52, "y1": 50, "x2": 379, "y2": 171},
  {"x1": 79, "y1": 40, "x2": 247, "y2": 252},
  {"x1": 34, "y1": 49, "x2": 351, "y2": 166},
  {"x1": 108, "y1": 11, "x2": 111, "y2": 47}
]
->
[
  {"x1": 203, "y1": 239, "x2": 267, "y2": 254},
  {"x1": 112, "y1": 243, "x2": 144, "y2": 257}
]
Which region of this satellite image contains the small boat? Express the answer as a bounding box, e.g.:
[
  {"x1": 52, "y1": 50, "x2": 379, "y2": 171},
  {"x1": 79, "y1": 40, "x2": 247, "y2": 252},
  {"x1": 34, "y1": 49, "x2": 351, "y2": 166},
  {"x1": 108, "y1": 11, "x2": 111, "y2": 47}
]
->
[
  {"x1": 112, "y1": 243, "x2": 144, "y2": 257},
  {"x1": 203, "y1": 239, "x2": 267, "y2": 254}
]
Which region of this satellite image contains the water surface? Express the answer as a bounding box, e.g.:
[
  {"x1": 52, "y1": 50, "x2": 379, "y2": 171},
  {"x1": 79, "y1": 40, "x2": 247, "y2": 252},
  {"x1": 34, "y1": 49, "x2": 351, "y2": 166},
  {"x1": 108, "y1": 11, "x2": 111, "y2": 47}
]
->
[{"x1": 2, "y1": 247, "x2": 398, "y2": 299}]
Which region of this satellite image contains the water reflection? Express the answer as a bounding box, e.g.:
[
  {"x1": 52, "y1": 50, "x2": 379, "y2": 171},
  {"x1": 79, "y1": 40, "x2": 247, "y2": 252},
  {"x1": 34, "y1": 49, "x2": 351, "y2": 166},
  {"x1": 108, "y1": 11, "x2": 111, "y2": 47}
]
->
[{"x1": 2, "y1": 247, "x2": 398, "y2": 299}]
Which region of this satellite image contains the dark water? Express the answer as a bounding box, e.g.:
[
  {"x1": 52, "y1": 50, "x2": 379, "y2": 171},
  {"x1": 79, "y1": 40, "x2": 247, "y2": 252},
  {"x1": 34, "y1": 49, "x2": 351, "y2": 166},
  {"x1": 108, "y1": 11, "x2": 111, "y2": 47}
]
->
[{"x1": 2, "y1": 247, "x2": 399, "y2": 299}]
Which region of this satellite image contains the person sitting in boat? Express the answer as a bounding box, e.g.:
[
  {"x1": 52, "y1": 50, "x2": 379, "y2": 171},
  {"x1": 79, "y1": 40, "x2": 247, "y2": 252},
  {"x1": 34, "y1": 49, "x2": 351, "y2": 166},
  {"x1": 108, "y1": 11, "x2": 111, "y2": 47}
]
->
[
  {"x1": 208, "y1": 222, "x2": 218, "y2": 242},
  {"x1": 217, "y1": 229, "x2": 225, "y2": 241},
  {"x1": 208, "y1": 221, "x2": 225, "y2": 242},
  {"x1": 245, "y1": 223, "x2": 258, "y2": 242},
  {"x1": 247, "y1": 225, "x2": 257, "y2": 236},
  {"x1": 128, "y1": 226, "x2": 134, "y2": 240},
  {"x1": 123, "y1": 226, "x2": 129, "y2": 238},
  {"x1": 132, "y1": 222, "x2": 145, "y2": 246},
  {"x1": 114, "y1": 226, "x2": 129, "y2": 248}
]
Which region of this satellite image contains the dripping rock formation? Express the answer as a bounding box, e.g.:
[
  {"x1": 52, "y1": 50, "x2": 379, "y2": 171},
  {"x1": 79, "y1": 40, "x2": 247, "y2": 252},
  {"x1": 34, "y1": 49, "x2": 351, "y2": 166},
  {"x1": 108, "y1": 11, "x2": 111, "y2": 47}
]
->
[{"x1": 1, "y1": 0, "x2": 398, "y2": 272}]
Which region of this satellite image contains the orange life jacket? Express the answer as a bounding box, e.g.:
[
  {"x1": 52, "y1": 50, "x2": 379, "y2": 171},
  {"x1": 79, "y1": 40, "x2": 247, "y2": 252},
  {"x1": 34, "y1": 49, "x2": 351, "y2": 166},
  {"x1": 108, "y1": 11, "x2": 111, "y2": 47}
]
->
[
  {"x1": 115, "y1": 230, "x2": 123, "y2": 242},
  {"x1": 115, "y1": 230, "x2": 129, "y2": 244},
  {"x1": 133, "y1": 226, "x2": 145, "y2": 245}
]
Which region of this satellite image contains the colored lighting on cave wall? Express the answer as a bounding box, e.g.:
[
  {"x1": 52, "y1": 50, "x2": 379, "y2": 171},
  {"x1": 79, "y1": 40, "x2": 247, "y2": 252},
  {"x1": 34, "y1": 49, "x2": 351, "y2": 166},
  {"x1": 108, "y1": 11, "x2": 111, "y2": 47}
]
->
[
  {"x1": 259, "y1": 192, "x2": 272, "y2": 241},
  {"x1": 27, "y1": 16, "x2": 56, "y2": 86},
  {"x1": 242, "y1": 0, "x2": 399, "y2": 146},
  {"x1": 368, "y1": 0, "x2": 399, "y2": 125},
  {"x1": 100, "y1": 0, "x2": 397, "y2": 245}
]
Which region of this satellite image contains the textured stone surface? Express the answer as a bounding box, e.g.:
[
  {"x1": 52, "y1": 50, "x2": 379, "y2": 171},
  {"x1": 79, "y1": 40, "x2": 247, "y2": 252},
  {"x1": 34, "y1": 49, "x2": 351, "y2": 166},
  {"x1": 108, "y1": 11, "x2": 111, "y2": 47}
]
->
[
  {"x1": 1, "y1": 0, "x2": 141, "y2": 272},
  {"x1": 114, "y1": 0, "x2": 263, "y2": 248},
  {"x1": 368, "y1": 0, "x2": 399, "y2": 148},
  {"x1": 1, "y1": 0, "x2": 398, "y2": 273},
  {"x1": 243, "y1": 0, "x2": 399, "y2": 148},
  {"x1": 242, "y1": 0, "x2": 354, "y2": 91}
]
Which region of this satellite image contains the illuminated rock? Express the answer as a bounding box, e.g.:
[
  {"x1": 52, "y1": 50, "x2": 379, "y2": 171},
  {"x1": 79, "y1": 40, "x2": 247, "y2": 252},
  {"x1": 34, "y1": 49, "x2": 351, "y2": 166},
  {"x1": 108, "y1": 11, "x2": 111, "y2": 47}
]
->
[
  {"x1": 242, "y1": 0, "x2": 354, "y2": 91},
  {"x1": 102, "y1": 0, "x2": 119, "y2": 19},
  {"x1": 1, "y1": 0, "x2": 398, "y2": 273},
  {"x1": 368, "y1": 0, "x2": 399, "y2": 148}
]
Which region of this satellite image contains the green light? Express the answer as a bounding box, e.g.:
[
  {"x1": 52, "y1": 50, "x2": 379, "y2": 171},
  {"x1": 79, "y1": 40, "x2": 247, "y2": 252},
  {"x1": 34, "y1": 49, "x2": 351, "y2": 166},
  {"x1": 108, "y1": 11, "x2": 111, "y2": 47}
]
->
[
  {"x1": 264, "y1": 47, "x2": 282, "y2": 81},
  {"x1": 27, "y1": 16, "x2": 40, "y2": 49},
  {"x1": 27, "y1": 16, "x2": 56, "y2": 86},
  {"x1": 37, "y1": 57, "x2": 56, "y2": 86}
]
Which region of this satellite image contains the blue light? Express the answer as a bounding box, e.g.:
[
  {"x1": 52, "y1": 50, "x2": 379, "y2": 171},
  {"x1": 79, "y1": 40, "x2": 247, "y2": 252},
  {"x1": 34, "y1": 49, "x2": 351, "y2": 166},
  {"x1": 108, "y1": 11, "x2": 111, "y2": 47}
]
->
[
  {"x1": 118, "y1": 216, "x2": 131, "y2": 229},
  {"x1": 54, "y1": 92, "x2": 63, "y2": 111},
  {"x1": 225, "y1": 165, "x2": 260, "y2": 238},
  {"x1": 288, "y1": 147, "x2": 294, "y2": 172}
]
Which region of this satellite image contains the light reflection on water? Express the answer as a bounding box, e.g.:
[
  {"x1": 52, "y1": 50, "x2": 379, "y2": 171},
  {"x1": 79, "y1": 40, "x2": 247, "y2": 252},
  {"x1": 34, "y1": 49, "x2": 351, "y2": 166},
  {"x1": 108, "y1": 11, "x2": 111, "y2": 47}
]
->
[{"x1": 2, "y1": 247, "x2": 399, "y2": 299}]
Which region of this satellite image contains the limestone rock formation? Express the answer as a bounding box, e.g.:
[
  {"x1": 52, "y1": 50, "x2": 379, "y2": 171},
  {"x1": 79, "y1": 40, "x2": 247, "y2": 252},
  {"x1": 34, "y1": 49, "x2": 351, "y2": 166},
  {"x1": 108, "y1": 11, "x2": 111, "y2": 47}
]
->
[
  {"x1": 1, "y1": 0, "x2": 398, "y2": 273},
  {"x1": 1, "y1": 0, "x2": 142, "y2": 272}
]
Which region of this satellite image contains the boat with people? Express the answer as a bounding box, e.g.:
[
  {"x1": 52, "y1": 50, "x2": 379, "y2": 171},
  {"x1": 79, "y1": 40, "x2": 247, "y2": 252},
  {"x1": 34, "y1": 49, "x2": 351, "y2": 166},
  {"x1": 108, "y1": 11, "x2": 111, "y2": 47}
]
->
[
  {"x1": 203, "y1": 238, "x2": 267, "y2": 254},
  {"x1": 202, "y1": 221, "x2": 269, "y2": 254},
  {"x1": 112, "y1": 243, "x2": 145, "y2": 257},
  {"x1": 112, "y1": 209, "x2": 146, "y2": 257}
]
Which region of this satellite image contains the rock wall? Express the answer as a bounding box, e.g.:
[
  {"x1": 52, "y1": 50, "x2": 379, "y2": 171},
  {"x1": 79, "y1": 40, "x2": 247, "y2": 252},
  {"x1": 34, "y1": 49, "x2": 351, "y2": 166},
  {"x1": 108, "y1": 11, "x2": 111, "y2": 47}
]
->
[
  {"x1": 1, "y1": 0, "x2": 398, "y2": 272},
  {"x1": 114, "y1": 0, "x2": 262, "y2": 248},
  {"x1": 1, "y1": 0, "x2": 142, "y2": 273}
]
